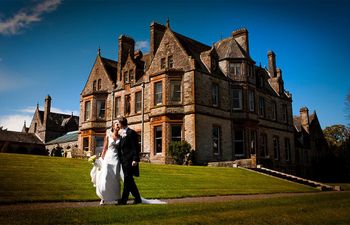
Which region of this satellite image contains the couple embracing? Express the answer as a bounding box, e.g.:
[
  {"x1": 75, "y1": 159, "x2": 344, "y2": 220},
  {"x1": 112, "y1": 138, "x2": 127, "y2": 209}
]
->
[{"x1": 93, "y1": 117, "x2": 141, "y2": 205}]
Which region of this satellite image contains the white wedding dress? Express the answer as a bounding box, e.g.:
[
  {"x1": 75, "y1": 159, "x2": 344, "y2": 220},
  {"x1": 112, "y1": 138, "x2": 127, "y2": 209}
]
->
[
  {"x1": 90, "y1": 131, "x2": 122, "y2": 203},
  {"x1": 90, "y1": 130, "x2": 166, "y2": 205}
]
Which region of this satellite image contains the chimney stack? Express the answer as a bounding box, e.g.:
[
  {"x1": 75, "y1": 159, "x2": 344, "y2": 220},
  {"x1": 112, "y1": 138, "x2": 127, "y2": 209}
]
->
[
  {"x1": 117, "y1": 35, "x2": 135, "y2": 81},
  {"x1": 44, "y1": 95, "x2": 51, "y2": 126},
  {"x1": 150, "y1": 22, "x2": 166, "y2": 57},
  {"x1": 300, "y1": 107, "x2": 310, "y2": 132},
  {"x1": 232, "y1": 28, "x2": 249, "y2": 56},
  {"x1": 268, "y1": 50, "x2": 277, "y2": 77}
]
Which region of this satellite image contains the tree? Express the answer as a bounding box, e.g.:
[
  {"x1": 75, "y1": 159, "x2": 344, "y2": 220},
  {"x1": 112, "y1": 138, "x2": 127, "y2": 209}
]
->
[
  {"x1": 323, "y1": 124, "x2": 350, "y2": 148},
  {"x1": 167, "y1": 141, "x2": 193, "y2": 165}
]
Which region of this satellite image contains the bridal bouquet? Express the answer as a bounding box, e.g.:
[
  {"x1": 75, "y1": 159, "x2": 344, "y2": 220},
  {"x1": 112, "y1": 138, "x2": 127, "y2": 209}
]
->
[{"x1": 88, "y1": 155, "x2": 97, "y2": 164}]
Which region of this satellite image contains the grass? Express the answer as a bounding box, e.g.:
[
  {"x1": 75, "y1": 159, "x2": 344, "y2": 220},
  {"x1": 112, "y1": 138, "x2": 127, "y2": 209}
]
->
[
  {"x1": 0, "y1": 153, "x2": 316, "y2": 203},
  {"x1": 0, "y1": 192, "x2": 350, "y2": 224}
]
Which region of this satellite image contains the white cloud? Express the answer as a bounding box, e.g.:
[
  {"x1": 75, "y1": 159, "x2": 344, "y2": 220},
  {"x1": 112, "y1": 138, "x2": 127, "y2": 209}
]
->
[
  {"x1": 0, "y1": 0, "x2": 62, "y2": 35},
  {"x1": 135, "y1": 40, "x2": 150, "y2": 52},
  {"x1": 0, "y1": 114, "x2": 33, "y2": 132}
]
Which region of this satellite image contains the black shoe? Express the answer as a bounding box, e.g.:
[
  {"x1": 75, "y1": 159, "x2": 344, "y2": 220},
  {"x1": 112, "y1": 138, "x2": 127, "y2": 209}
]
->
[
  {"x1": 118, "y1": 199, "x2": 127, "y2": 205},
  {"x1": 133, "y1": 199, "x2": 142, "y2": 205}
]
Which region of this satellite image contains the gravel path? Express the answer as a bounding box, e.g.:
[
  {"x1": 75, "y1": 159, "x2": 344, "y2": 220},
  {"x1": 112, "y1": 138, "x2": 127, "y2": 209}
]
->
[{"x1": 0, "y1": 191, "x2": 341, "y2": 212}]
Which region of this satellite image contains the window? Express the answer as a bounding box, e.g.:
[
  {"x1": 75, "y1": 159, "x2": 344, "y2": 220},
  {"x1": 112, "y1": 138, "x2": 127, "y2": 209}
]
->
[
  {"x1": 212, "y1": 83, "x2": 219, "y2": 106},
  {"x1": 161, "y1": 58, "x2": 166, "y2": 69},
  {"x1": 272, "y1": 101, "x2": 277, "y2": 120},
  {"x1": 229, "y1": 63, "x2": 241, "y2": 76},
  {"x1": 273, "y1": 136, "x2": 280, "y2": 160},
  {"x1": 258, "y1": 97, "x2": 265, "y2": 117},
  {"x1": 83, "y1": 137, "x2": 89, "y2": 151},
  {"x1": 84, "y1": 101, "x2": 91, "y2": 121},
  {"x1": 259, "y1": 134, "x2": 268, "y2": 157},
  {"x1": 95, "y1": 136, "x2": 104, "y2": 156},
  {"x1": 248, "y1": 90, "x2": 254, "y2": 112},
  {"x1": 97, "y1": 100, "x2": 106, "y2": 119},
  {"x1": 135, "y1": 92, "x2": 142, "y2": 113},
  {"x1": 234, "y1": 129, "x2": 244, "y2": 156},
  {"x1": 168, "y1": 55, "x2": 174, "y2": 68},
  {"x1": 250, "y1": 130, "x2": 257, "y2": 155},
  {"x1": 285, "y1": 138, "x2": 291, "y2": 161},
  {"x1": 170, "y1": 80, "x2": 181, "y2": 102},
  {"x1": 232, "y1": 88, "x2": 242, "y2": 110},
  {"x1": 259, "y1": 76, "x2": 264, "y2": 88},
  {"x1": 125, "y1": 95, "x2": 131, "y2": 115},
  {"x1": 282, "y1": 104, "x2": 288, "y2": 123},
  {"x1": 93, "y1": 80, "x2": 96, "y2": 91},
  {"x1": 114, "y1": 97, "x2": 121, "y2": 118},
  {"x1": 171, "y1": 125, "x2": 182, "y2": 142},
  {"x1": 154, "y1": 81, "x2": 162, "y2": 105},
  {"x1": 212, "y1": 126, "x2": 220, "y2": 155},
  {"x1": 124, "y1": 71, "x2": 129, "y2": 83},
  {"x1": 154, "y1": 126, "x2": 162, "y2": 154},
  {"x1": 129, "y1": 69, "x2": 134, "y2": 81},
  {"x1": 97, "y1": 79, "x2": 101, "y2": 90},
  {"x1": 34, "y1": 123, "x2": 37, "y2": 133}
]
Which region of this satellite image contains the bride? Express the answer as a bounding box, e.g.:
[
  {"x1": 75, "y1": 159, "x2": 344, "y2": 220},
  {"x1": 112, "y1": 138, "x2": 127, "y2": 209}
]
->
[
  {"x1": 90, "y1": 122, "x2": 166, "y2": 205},
  {"x1": 93, "y1": 122, "x2": 122, "y2": 205}
]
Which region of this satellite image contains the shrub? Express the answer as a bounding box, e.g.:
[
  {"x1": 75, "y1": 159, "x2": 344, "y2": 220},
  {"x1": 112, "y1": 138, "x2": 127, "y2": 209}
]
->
[{"x1": 167, "y1": 141, "x2": 193, "y2": 165}]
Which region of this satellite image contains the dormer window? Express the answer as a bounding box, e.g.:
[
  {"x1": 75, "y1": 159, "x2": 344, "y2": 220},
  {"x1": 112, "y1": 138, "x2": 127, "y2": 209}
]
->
[
  {"x1": 93, "y1": 80, "x2": 96, "y2": 91},
  {"x1": 97, "y1": 79, "x2": 101, "y2": 90},
  {"x1": 129, "y1": 69, "x2": 134, "y2": 81},
  {"x1": 161, "y1": 58, "x2": 166, "y2": 69},
  {"x1": 124, "y1": 71, "x2": 129, "y2": 83},
  {"x1": 229, "y1": 63, "x2": 241, "y2": 76},
  {"x1": 168, "y1": 55, "x2": 174, "y2": 68}
]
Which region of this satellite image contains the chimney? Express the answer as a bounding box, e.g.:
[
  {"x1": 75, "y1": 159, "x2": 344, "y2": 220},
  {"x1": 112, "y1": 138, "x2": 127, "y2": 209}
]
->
[
  {"x1": 300, "y1": 107, "x2": 310, "y2": 132},
  {"x1": 44, "y1": 95, "x2": 51, "y2": 126},
  {"x1": 268, "y1": 50, "x2": 277, "y2": 77},
  {"x1": 117, "y1": 35, "x2": 135, "y2": 81},
  {"x1": 232, "y1": 28, "x2": 249, "y2": 56},
  {"x1": 150, "y1": 22, "x2": 166, "y2": 57}
]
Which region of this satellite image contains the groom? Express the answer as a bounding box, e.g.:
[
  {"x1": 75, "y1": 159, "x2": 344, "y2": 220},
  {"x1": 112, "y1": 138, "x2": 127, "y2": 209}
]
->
[{"x1": 117, "y1": 117, "x2": 142, "y2": 205}]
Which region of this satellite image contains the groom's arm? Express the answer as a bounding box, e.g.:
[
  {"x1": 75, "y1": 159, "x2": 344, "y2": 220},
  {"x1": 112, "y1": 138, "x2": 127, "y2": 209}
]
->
[{"x1": 130, "y1": 130, "x2": 140, "y2": 163}]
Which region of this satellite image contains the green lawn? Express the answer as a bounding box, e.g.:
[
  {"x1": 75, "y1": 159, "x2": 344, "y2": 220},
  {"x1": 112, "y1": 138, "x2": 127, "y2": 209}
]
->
[
  {"x1": 1, "y1": 192, "x2": 349, "y2": 225},
  {"x1": 0, "y1": 153, "x2": 316, "y2": 203}
]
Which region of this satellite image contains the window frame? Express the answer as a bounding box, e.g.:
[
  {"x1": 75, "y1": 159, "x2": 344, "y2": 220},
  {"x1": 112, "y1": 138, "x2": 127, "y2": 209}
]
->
[
  {"x1": 212, "y1": 126, "x2": 221, "y2": 156},
  {"x1": 234, "y1": 129, "x2": 244, "y2": 156},
  {"x1": 273, "y1": 136, "x2": 280, "y2": 160},
  {"x1": 96, "y1": 100, "x2": 106, "y2": 119},
  {"x1": 170, "y1": 80, "x2": 182, "y2": 103},
  {"x1": 171, "y1": 125, "x2": 182, "y2": 143},
  {"x1": 248, "y1": 90, "x2": 255, "y2": 112},
  {"x1": 135, "y1": 91, "x2": 142, "y2": 113},
  {"x1": 212, "y1": 83, "x2": 219, "y2": 107},
  {"x1": 154, "y1": 81, "x2": 163, "y2": 106},
  {"x1": 232, "y1": 88, "x2": 243, "y2": 110},
  {"x1": 84, "y1": 101, "x2": 91, "y2": 121},
  {"x1": 154, "y1": 126, "x2": 162, "y2": 154}
]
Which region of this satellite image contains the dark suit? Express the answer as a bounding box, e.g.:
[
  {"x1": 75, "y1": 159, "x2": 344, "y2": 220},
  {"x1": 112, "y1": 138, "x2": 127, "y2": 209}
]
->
[{"x1": 118, "y1": 127, "x2": 141, "y2": 204}]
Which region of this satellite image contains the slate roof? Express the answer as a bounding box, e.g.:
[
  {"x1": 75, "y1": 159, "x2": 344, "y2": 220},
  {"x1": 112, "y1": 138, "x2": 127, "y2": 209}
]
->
[
  {"x1": 46, "y1": 131, "x2": 79, "y2": 144},
  {"x1": 293, "y1": 112, "x2": 316, "y2": 132},
  {"x1": 100, "y1": 57, "x2": 118, "y2": 83},
  {"x1": 0, "y1": 130, "x2": 43, "y2": 145},
  {"x1": 37, "y1": 110, "x2": 79, "y2": 132},
  {"x1": 214, "y1": 37, "x2": 247, "y2": 60},
  {"x1": 173, "y1": 31, "x2": 211, "y2": 72}
]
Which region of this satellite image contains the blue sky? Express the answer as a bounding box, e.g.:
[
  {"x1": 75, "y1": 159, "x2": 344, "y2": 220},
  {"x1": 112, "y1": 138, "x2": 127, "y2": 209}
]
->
[{"x1": 0, "y1": 0, "x2": 349, "y2": 131}]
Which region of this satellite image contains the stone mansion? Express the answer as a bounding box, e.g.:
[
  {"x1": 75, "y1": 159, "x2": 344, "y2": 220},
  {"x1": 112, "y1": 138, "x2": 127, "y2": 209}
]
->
[{"x1": 78, "y1": 21, "x2": 327, "y2": 176}]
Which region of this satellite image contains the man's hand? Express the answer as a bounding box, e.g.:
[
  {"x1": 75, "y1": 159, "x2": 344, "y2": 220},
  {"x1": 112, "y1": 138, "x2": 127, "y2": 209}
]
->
[{"x1": 132, "y1": 161, "x2": 138, "y2": 166}]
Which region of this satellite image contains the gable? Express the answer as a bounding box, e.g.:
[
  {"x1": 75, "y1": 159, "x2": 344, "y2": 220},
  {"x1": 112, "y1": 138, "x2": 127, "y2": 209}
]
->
[
  {"x1": 81, "y1": 56, "x2": 115, "y2": 96},
  {"x1": 28, "y1": 109, "x2": 43, "y2": 133},
  {"x1": 147, "y1": 29, "x2": 192, "y2": 75}
]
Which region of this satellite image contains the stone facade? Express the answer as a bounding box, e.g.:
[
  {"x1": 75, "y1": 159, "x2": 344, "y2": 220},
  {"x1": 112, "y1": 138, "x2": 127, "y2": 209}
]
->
[{"x1": 78, "y1": 21, "x2": 326, "y2": 176}]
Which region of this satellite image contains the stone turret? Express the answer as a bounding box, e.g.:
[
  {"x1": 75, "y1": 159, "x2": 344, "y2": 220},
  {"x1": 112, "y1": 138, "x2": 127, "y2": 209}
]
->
[
  {"x1": 268, "y1": 50, "x2": 276, "y2": 77},
  {"x1": 117, "y1": 35, "x2": 135, "y2": 82}
]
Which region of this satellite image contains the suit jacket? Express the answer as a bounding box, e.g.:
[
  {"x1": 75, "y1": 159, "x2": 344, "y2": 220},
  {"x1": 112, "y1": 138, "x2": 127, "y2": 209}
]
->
[{"x1": 118, "y1": 128, "x2": 140, "y2": 177}]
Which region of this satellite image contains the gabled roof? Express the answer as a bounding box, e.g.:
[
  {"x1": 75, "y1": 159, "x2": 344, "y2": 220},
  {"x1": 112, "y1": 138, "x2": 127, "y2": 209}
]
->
[
  {"x1": 293, "y1": 112, "x2": 317, "y2": 132},
  {"x1": 46, "y1": 131, "x2": 79, "y2": 145},
  {"x1": 0, "y1": 130, "x2": 43, "y2": 145},
  {"x1": 100, "y1": 57, "x2": 118, "y2": 83},
  {"x1": 39, "y1": 110, "x2": 79, "y2": 130},
  {"x1": 173, "y1": 31, "x2": 211, "y2": 72}
]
